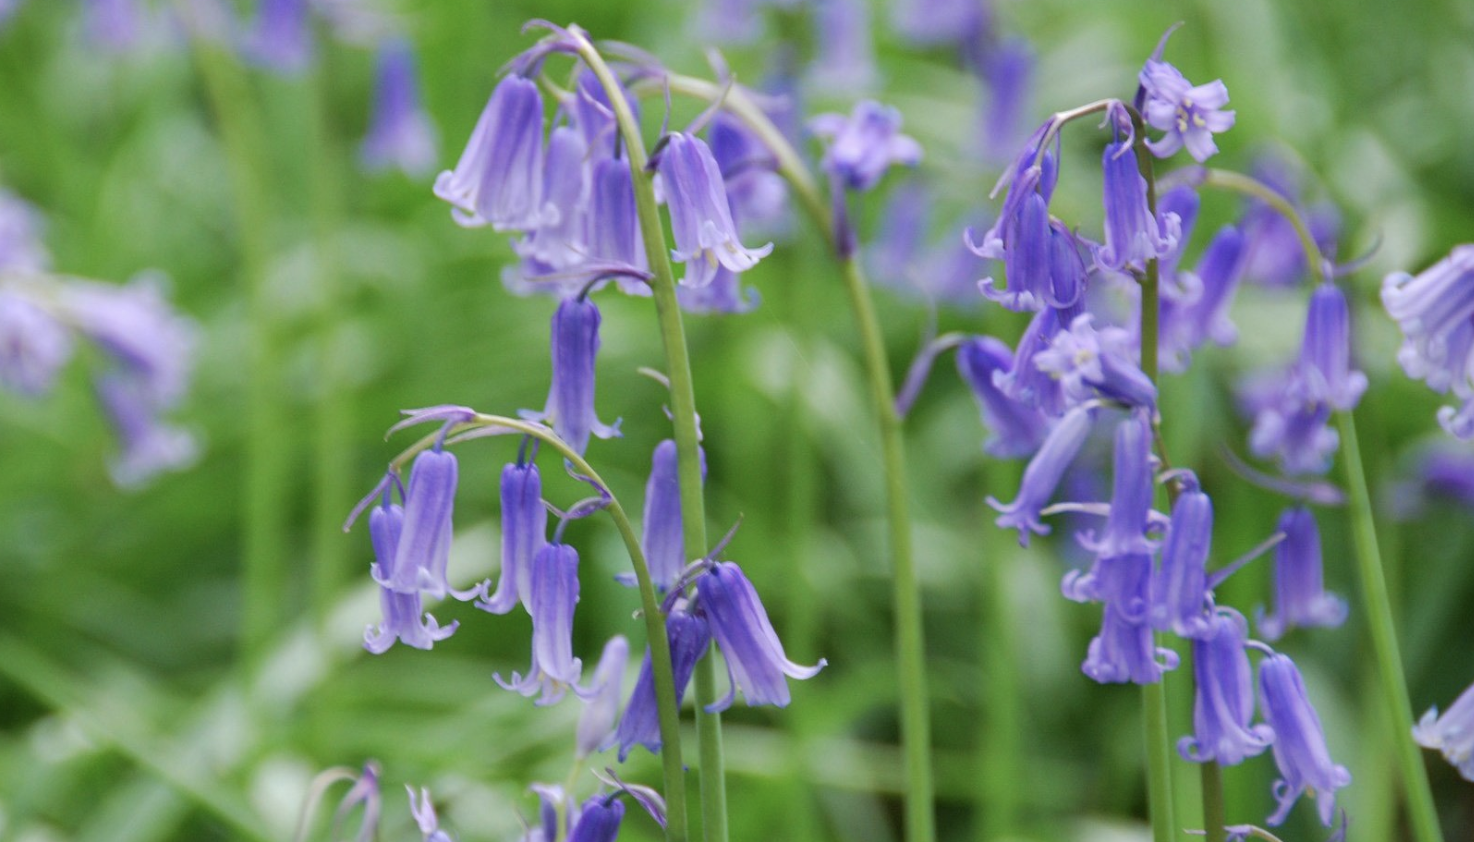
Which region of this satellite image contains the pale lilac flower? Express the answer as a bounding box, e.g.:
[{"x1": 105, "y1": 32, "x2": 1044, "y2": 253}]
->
[
  {"x1": 641, "y1": 440, "x2": 707, "y2": 590},
  {"x1": 242, "y1": 0, "x2": 312, "y2": 73},
  {"x1": 698, "y1": 561, "x2": 825, "y2": 710},
  {"x1": 515, "y1": 127, "x2": 591, "y2": 272},
  {"x1": 988, "y1": 403, "x2": 1096, "y2": 544},
  {"x1": 892, "y1": 0, "x2": 987, "y2": 48},
  {"x1": 496, "y1": 542, "x2": 586, "y2": 705},
  {"x1": 1179, "y1": 609, "x2": 1272, "y2": 765},
  {"x1": 614, "y1": 604, "x2": 711, "y2": 761},
  {"x1": 1151, "y1": 477, "x2": 1215, "y2": 638},
  {"x1": 478, "y1": 462, "x2": 548, "y2": 615},
  {"x1": 360, "y1": 38, "x2": 438, "y2": 177},
  {"x1": 335, "y1": 762, "x2": 381, "y2": 842},
  {"x1": 1414, "y1": 679, "x2": 1474, "y2": 780},
  {"x1": 381, "y1": 448, "x2": 464, "y2": 599},
  {"x1": 994, "y1": 305, "x2": 1073, "y2": 417},
  {"x1": 809, "y1": 101, "x2": 922, "y2": 193},
  {"x1": 1035, "y1": 314, "x2": 1157, "y2": 410},
  {"x1": 364, "y1": 497, "x2": 457, "y2": 654},
  {"x1": 1382, "y1": 245, "x2": 1474, "y2": 439},
  {"x1": 0, "y1": 288, "x2": 73, "y2": 396},
  {"x1": 1240, "y1": 154, "x2": 1340, "y2": 288},
  {"x1": 1259, "y1": 652, "x2": 1351, "y2": 826},
  {"x1": 657, "y1": 132, "x2": 773, "y2": 288},
  {"x1": 1256, "y1": 507, "x2": 1346, "y2": 641},
  {"x1": 709, "y1": 111, "x2": 788, "y2": 237},
  {"x1": 1080, "y1": 561, "x2": 1176, "y2": 685},
  {"x1": 577, "y1": 635, "x2": 629, "y2": 758},
  {"x1": 979, "y1": 40, "x2": 1032, "y2": 164},
  {"x1": 586, "y1": 158, "x2": 647, "y2": 274},
  {"x1": 695, "y1": 0, "x2": 762, "y2": 44},
  {"x1": 434, "y1": 75, "x2": 546, "y2": 231},
  {"x1": 806, "y1": 0, "x2": 875, "y2": 94},
  {"x1": 407, "y1": 786, "x2": 454, "y2": 842},
  {"x1": 60, "y1": 276, "x2": 195, "y2": 406},
  {"x1": 523, "y1": 297, "x2": 620, "y2": 456},
  {"x1": 1097, "y1": 129, "x2": 1180, "y2": 271},
  {"x1": 0, "y1": 189, "x2": 50, "y2": 272},
  {"x1": 1138, "y1": 31, "x2": 1235, "y2": 162},
  {"x1": 1246, "y1": 391, "x2": 1339, "y2": 478},
  {"x1": 82, "y1": 0, "x2": 144, "y2": 51},
  {"x1": 1179, "y1": 226, "x2": 1246, "y2": 357},
  {"x1": 94, "y1": 372, "x2": 198, "y2": 487},
  {"x1": 955, "y1": 336, "x2": 1046, "y2": 458}
]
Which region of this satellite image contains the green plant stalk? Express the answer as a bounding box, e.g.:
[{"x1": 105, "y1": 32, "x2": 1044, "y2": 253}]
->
[
  {"x1": 186, "y1": 31, "x2": 288, "y2": 669},
  {"x1": 1200, "y1": 167, "x2": 1444, "y2": 842},
  {"x1": 572, "y1": 33, "x2": 715, "y2": 842},
  {"x1": 656, "y1": 71, "x2": 936, "y2": 842},
  {"x1": 977, "y1": 461, "x2": 1022, "y2": 842}
]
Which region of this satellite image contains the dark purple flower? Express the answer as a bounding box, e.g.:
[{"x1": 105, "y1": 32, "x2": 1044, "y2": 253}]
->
[
  {"x1": 1256, "y1": 507, "x2": 1346, "y2": 641},
  {"x1": 810, "y1": 101, "x2": 922, "y2": 193},
  {"x1": 1097, "y1": 131, "x2": 1180, "y2": 271},
  {"x1": 955, "y1": 336, "x2": 1046, "y2": 458},
  {"x1": 967, "y1": 120, "x2": 1058, "y2": 263},
  {"x1": 94, "y1": 372, "x2": 198, "y2": 487},
  {"x1": 496, "y1": 542, "x2": 586, "y2": 705},
  {"x1": 576, "y1": 635, "x2": 628, "y2": 758},
  {"x1": 806, "y1": 0, "x2": 875, "y2": 93},
  {"x1": 478, "y1": 462, "x2": 548, "y2": 615},
  {"x1": 994, "y1": 305, "x2": 1072, "y2": 417},
  {"x1": 0, "y1": 287, "x2": 73, "y2": 397},
  {"x1": 697, "y1": 561, "x2": 825, "y2": 710},
  {"x1": 1414, "y1": 679, "x2": 1474, "y2": 780},
  {"x1": 434, "y1": 75, "x2": 546, "y2": 231},
  {"x1": 1382, "y1": 245, "x2": 1474, "y2": 439},
  {"x1": 1179, "y1": 608, "x2": 1272, "y2": 765},
  {"x1": 570, "y1": 795, "x2": 624, "y2": 842},
  {"x1": 988, "y1": 403, "x2": 1096, "y2": 545},
  {"x1": 1151, "y1": 478, "x2": 1214, "y2": 638},
  {"x1": 1259, "y1": 652, "x2": 1351, "y2": 826},
  {"x1": 614, "y1": 604, "x2": 711, "y2": 761},
  {"x1": 657, "y1": 132, "x2": 773, "y2": 288},
  {"x1": 360, "y1": 38, "x2": 438, "y2": 177},
  {"x1": 364, "y1": 500, "x2": 457, "y2": 654},
  {"x1": 242, "y1": 0, "x2": 312, "y2": 74},
  {"x1": 1138, "y1": 32, "x2": 1235, "y2": 162},
  {"x1": 523, "y1": 297, "x2": 620, "y2": 456},
  {"x1": 1035, "y1": 314, "x2": 1157, "y2": 410}
]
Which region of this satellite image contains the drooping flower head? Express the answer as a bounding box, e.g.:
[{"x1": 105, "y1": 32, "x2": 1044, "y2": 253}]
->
[
  {"x1": 978, "y1": 40, "x2": 1033, "y2": 164},
  {"x1": 1035, "y1": 314, "x2": 1157, "y2": 410},
  {"x1": 94, "y1": 371, "x2": 199, "y2": 487},
  {"x1": 810, "y1": 101, "x2": 922, "y2": 193},
  {"x1": 586, "y1": 157, "x2": 648, "y2": 275},
  {"x1": 614, "y1": 603, "x2": 711, "y2": 761},
  {"x1": 1160, "y1": 224, "x2": 1246, "y2": 372},
  {"x1": 242, "y1": 0, "x2": 313, "y2": 74},
  {"x1": 641, "y1": 440, "x2": 709, "y2": 590},
  {"x1": 1242, "y1": 368, "x2": 1340, "y2": 477},
  {"x1": 363, "y1": 492, "x2": 457, "y2": 654},
  {"x1": 382, "y1": 448, "x2": 459, "y2": 597},
  {"x1": 696, "y1": 561, "x2": 826, "y2": 710},
  {"x1": 514, "y1": 126, "x2": 592, "y2": 274},
  {"x1": 1179, "y1": 608, "x2": 1273, "y2": 766},
  {"x1": 0, "y1": 287, "x2": 73, "y2": 397},
  {"x1": 656, "y1": 132, "x2": 773, "y2": 288},
  {"x1": 1138, "y1": 28, "x2": 1235, "y2": 162},
  {"x1": 1382, "y1": 245, "x2": 1474, "y2": 438},
  {"x1": 988, "y1": 403, "x2": 1096, "y2": 544},
  {"x1": 360, "y1": 38, "x2": 438, "y2": 177},
  {"x1": 1063, "y1": 411, "x2": 1155, "y2": 609},
  {"x1": 60, "y1": 276, "x2": 196, "y2": 407},
  {"x1": 1097, "y1": 109, "x2": 1180, "y2": 271},
  {"x1": 576, "y1": 635, "x2": 629, "y2": 758},
  {"x1": 434, "y1": 74, "x2": 546, "y2": 231},
  {"x1": 1081, "y1": 588, "x2": 1178, "y2": 685},
  {"x1": 1259, "y1": 652, "x2": 1352, "y2": 826},
  {"x1": 1256, "y1": 507, "x2": 1346, "y2": 641},
  {"x1": 1414, "y1": 679, "x2": 1474, "y2": 781},
  {"x1": 496, "y1": 541, "x2": 586, "y2": 705},
  {"x1": 569, "y1": 794, "x2": 625, "y2": 842},
  {"x1": 1292, "y1": 283, "x2": 1366, "y2": 411},
  {"x1": 965, "y1": 121, "x2": 1059, "y2": 302},
  {"x1": 523, "y1": 296, "x2": 620, "y2": 456},
  {"x1": 1151, "y1": 475, "x2": 1215, "y2": 638},
  {"x1": 478, "y1": 461, "x2": 549, "y2": 615},
  {"x1": 955, "y1": 336, "x2": 1046, "y2": 458}
]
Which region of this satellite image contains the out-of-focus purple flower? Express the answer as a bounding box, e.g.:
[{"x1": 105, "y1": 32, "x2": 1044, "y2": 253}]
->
[
  {"x1": 496, "y1": 542, "x2": 586, "y2": 705},
  {"x1": 709, "y1": 112, "x2": 789, "y2": 238},
  {"x1": 1382, "y1": 245, "x2": 1474, "y2": 439},
  {"x1": 1138, "y1": 31, "x2": 1235, "y2": 162},
  {"x1": 1182, "y1": 226, "x2": 1246, "y2": 349},
  {"x1": 1240, "y1": 154, "x2": 1340, "y2": 288},
  {"x1": 360, "y1": 38, "x2": 438, "y2": 177},
  {"x1": 60, "y1": 276, "x2": 195, "y2": 406},
  {"x1": 381, "y1": 448, "x2": 463, "y2": 599},
  {"x1": 892, "y1": 0, "x2": 987, "y2": 48},
  {"x1": 515, "y1": 127, "x2": 591, "y2": 272},
  {"x1": 697, "y1": 561, "x2": 825, "y2": 710},
  {"x1": 94, "y1": 372, "x2": 198, "y2": 487},
  {"x1": 577, "y1": 635, "x2": 628, "y2": 758},
  {"x1": 0, "y1": 0, "x2": 22, "y2": 31},
  {"x1": 0, "y1": 189, "x2": 50, "y2": 272},
  {"x1": 1259, "y1": 652, "x2": 1351, "y2": 826},
  {"x1": 657, "y1": 132, "x2": 773, "y2": 289},
  {"x1": 407, "y1": 786, "x2": 454, "y2": 842},
  {"x1": 956, "y1": 336, "x2": 1046, "y2": 458},
  {"x1": 1035, "y1": 314, "x2": 1157, "y2": 410},
  {"x1": 968, "y1": 121, "x2": 1058, "y2": 259},
  {"x1": 641, "y1": 440, "x2": 708, "y2": 590},
  {"x1": 434, "y1": 75, "x2": 546, "y2": 231},
  {"x1": 523, "y1": 297, "x2": 620, "y2": 456},
  {"x1": 810, "y1": 101, "x2": 922, "y2": 193},
  {"x1": 695, "y1": 0, "x2": 762, "y2": 44},
  {"x1": 806, "y1": 0, "x2": 875, "y2": 94},
  {"x1": 1293, "y1": 284, "x2": 1366, "y2": 411},
  {"x1": 867, "y1": 183, "x2": 987, "y2": 305},
  {"x1": 573, "y1": 68, "x2": 635, "y2": 162},
  {"x1": 1256, "y1": 507, "x2": 1345, "y2": 641},
  {"x1": 335, "y1": 762, "x2": 381, "y2": 842},
  {"x1": 1414, "y1": 679, "x2": 1474, "y2": 780},
  {"x1": 1247, "y1": 394, "x2": 1339, "y2": 478},
  {"x1": 1179, "y1": 608, "x2": 1272, "y2": 765},
  {"x1": 0, "y1": 288, "x2": 73, "y2": 397},
  {"x1": 988, "y1": 403, "x2": 1096, "y2": 545},
  {"x1": 979, "y1": 40, "x2": 1033, "y2": 165},
  {"x1": 1151, "y1": 477, "x2": 1214, "y2": 638},
  {"x1": 1412, "y1": 446, "x2": 1474, "y2": 508},
  {"x1": 994, "y1": 305, "x2": 1073, "y2": 416},
  {"x1": 478, "y1": 462, "x2": 548, "y2": 615},
  {"x1": 364, "y1": 498, "x2": 457, "y2": 654},
  {"x1": 82, "y1": 0, "x2": 144, "y2": 52},
  {"x1": 242, "y1": 0, "x2": 312, "y2": 74},
  {"x1": 569, "y1": 795, "x2": 625, "y2": 842},
  {"x1": 677, "y1": 263, "x2": 759, "y2": 314},
  {"x1": 614, "y1": 604, "x2": 711, "y2": 761},
  {"x1": 1097, "y1": 130, "x2": 1180, "y2": 271}
]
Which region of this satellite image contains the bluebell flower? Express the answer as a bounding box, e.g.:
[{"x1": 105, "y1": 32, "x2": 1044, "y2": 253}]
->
[
  {"x1": 242, "y1": 0, "x2": 312, "y2": 74},
  {"x1": 496, "y1": 542, "x2": 586, "y2": 705},
  {"x1": 955, "y1": 336, "x2": 1046, "y2": 458},
  {"x1": 60, "y1": 276, "x2": 195, "y2": 407},
  {"x1": 869, "y1": 183, "x2": 989, "y2": 304},
  {"x1": 360, "y1": 38, "x2": 438, "y2": 177},
  {"x1": 1293, "y1": 284, "x2": 1366, "y2": 411},
  {"x1": 806, "y1": 0, "x2": 876, "y2": 94},
  {"x1": 809, "y1": 101, "x2": 922, "y2": 193},
  {"x1": 1181, "y1": 226, "x2": 1246, "y2": 350},
  {"x1": 381, "y1": 448, "x2": 467, "y2": 600},
  {"x1": 709, "y1": 111, "x2": 789, "y2": 238},
  {"x1": 1097, "y1": 125, "x2": 1180, "y2": 271},
  {"x1": 0, "y1": 287, "x2": 73, "y2": 397},
  {"x1": 1414, "y1": 678, "x2": 1474, "y2": 780},
  {"x1": 573, "y1": 68, "x2": 635, "y2": 162},
  {"x1": 364, "y1": 498, "x2": 457, "y2": 654},
  {"x1": 515, "y1": 127, "x2": 591, "y2": 273},
  {"x1": 697, "y1": 561, "x2": 825, "y2": 710},
  {"x1": 988, "y1": 403, "x2": 1096, "y2": 545},
  {"x1": 82, "y1": 0, "x2": 144, "y2": 52},
  {"x1": 434, "y1": 74, "x2": 546, "y2": 231},
  {"x1": 1064, "y1": 411, "x2": 1154, "y2": 598},
  {"x1": 1240, "y1": 154, "x2": 1340, "y2": 288},
  {"x1": 333, "y1": 762, "x2": 381, "y2": 842},
  {"x1": 0, "y1": 188, "x2": 51, "y2": 272},
  {"x1": 994, "y1": 305, "x2": 1073, "y2": 416},
  {"x1": 978, "y1": 40, "x2": 1033, "y2": 165},
  {"x1": 1259, "y1": 652, "x2": 1351, "y2": 826},
  {"x1": 577, "y1": 635, "x2": 629, "y2": 758},
  {"x1": 978, "y1": 190, "x2": 1048, "y2": 310},
  {"x1": 967, "y1": 121, "x2": 1058, "y2": 264},
  {"x1": 1080, "y1": 559, "x2": 1176, "y2": 685},
  {"x1": 569, "y1": 795, "x2": 624, "y2": 842},
  {"x1": 407, "y1": 786, "x2": 454, "y2": 842},
  {"x1": 1138, "y1": 30, "x2": 1235, "y2": 162},
  {"x1": 1256, "y1": 507, "x2": 1346, "y2": 641},
  {"x1": 1246, "y1": 391, "x2": 1339, "y2": 478},
  {"x1": 891, "y1": 0, "x2": 986, "y2": 48},
  {"x1": 614, "y1": 604, "x2": 711, "y2": 761},
  {"x1": 1151, "y1": 476, "x2": 1214, "y2": 638},
  {"x1": 523, "y1": 297, "x2": 620, "y2": 456},
  {"x1": 642, "y1": 440, "x2": 708, "y2": 590},
  {"x1": 1156, "y1": 185, "x2": 1201, "y2": 277},
  {"x1": 1035, "y1": 314, "x2": 1157, "y2": 410},
  {"x1": 94, "y1": 372, "x2": 198, "y2": 487},
  {"x1": 478, "y1": 462, "x2": 548, "y2": 615},
  {"x1": 656, "y1": 132, "x2": 773, "y2": 289},
  {"x1": 586, "y1": 158, "x2": 647, "y2": 278},
  {"x1": 1382, "y1": 245, "x2": 1474, "y2": 439},
  {"x1": 1179, "y1": 608, "x2": 1272, "y2": 765}
]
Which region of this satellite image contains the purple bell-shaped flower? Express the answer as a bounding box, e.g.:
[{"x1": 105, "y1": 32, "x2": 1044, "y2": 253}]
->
[
  {"x1": 478, "y1": 461, "x2": 548, "y2": 615},
  {"x1": 1178, "y1": 609, "x2": 1272, "y2": 765},
  {"x1": 697, "y1": 561, "x2": 825, "y2": 710},
  {"x1": 614, "y1": 604, "x2": 711, "y2": 761},
  {"x1": 1259, "y1": 652, "x2": 1351, "y2": 826},
  {"x1": 364, "y1": 499, "x2": 457, "y2": 654},
  {"x1": 496, "y1": 542, "x2": 587, "y2": 705},
  {"x1": 434, "y1": 75, "x2": 546, "y2": 231},
  {"x1": 657, "y1": 132, "x2": 773, "y2": 288},
  {"x1": 1256, "y1": 507, "x2": 1346, "y2": 641},
  {"x1": 523, "y1": 297, "x2": 621, "y2": 456},
  {"x1": 988, "y1": 403, "x2": 1096, "y2": 545}
]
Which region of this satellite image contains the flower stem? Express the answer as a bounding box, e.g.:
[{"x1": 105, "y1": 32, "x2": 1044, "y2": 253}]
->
[
  {"x1": 573, "y1": 33, "x2": 715, "y2": 842},
  {"x1": 1200, "y1": 761, "x2": 1227, "y2": 842}
]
